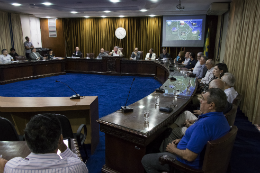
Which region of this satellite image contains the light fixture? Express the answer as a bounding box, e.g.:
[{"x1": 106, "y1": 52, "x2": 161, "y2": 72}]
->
[
  {"x1": 104, "y1": 10, "x2": 111, "y2": 13},
  {"x1": 11, "y1": 3, "x2": 21, "y2": 6},
  {"x1": 71, "y1": 11, "x2": 78, "y2": 14},
  {"x1": 140, "y1": 9, "x2": 148, "y2": 12},
  {"x1": 149, "y1": 14, "x2": 156, "y2": 17},
  {"x1": 42, "y1": 2, "x2": 53, "y2": 6},
  {"x1": 110, "y1": 0, "x2": 120, "y2": 3},
  {"x1": 84, "y1": 16, "x2": 89, "y2": 18},
  {"x1": 151, "y1": 0, "x2": 158, "y2": 2},
  {"x1": 45, "y1": 16, "x2": 51, "y2": 18},
  {"x1": 101, "y1": 15, "x2": 106, "y2": 18},
  {"x1": 119, "y1": 15, "x2": 124, "y2": 18}
]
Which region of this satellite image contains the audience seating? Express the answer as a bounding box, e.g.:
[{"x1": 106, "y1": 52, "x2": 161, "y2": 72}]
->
[
  {"x1": 233, "y1": 93, "x2": 242, "y2": 107},
  {"x1": 55, "y1": 114, "x2": 88, "y2": 160},
  {"x1": 225, "y1": 104, "x2": 238, "y2": 127},
  {"x1": 86, "y1": 53, "x2": 95, "y2": 59},
  {"x1": 0, "y1": 117, "x2": 23, "y2": 141},
  {"x1": 14, "y1": 56, "x2": 27, "y2": 61},
  {"x1": 159, "y1": 126, "x2": 238, "y2": 173}
]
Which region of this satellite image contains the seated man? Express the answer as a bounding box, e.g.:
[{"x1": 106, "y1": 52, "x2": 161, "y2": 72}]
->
[
  {"x1": 110, "y1": 46, "x2": 123, "y2": 56},
  {"x1": 130, "y1": 47, "x2": 140, "y2": 60},
  {"x1": 185, "y1": 52, "x2": 197, "y2": 70},
  {"x1": 159, "y1": 79, "x2": 232, "y2": 152},
  {"x1": 182, "y1": 52, "x2": 190, "y2": 65},
  {"x1": 0, "y1": 49, "x2": 13, "y2": 64},
  {"x1": 145, "y1": 48, "x2": 156, "y2": 60},
  {"x1": 192, "y1": 52, "x2": 203, "y2": 76},
  {"x1": 29, "y1": 48, "x2": 43, "y2": 60},
  {"x1": 142, "y1": 88, "x2": 230, "y2": 171},
  {"x1": 9, "y1": 48, "x2": 19, "y2": 59},
  {"x1": 159, "y1": 48, "x2": 170, "y2": 60},
  {"x1": 188, "y1": 55, "x2": 208, "y2": 79},
  {"x1": 47, "y1": 49, "x2": 55, "y2": 60},
  {"x1": 72, "y1": 47, "x2": 82, "y2": 57},
  {"x1": 3, "y1": 113, "x2": 88, "y2": 173},
  {"x1": 221, "y1": 72, "x2": 238, "y2": 103},
  {"x1": 199, "y1": 59, "x2": 215, "y2": 85},
  {"x1": 97, "y1": 48, "x2": 108, "y2": 59}
]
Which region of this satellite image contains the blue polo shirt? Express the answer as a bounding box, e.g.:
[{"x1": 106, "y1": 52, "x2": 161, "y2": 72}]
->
[
  {"x1": 185, "y1": 59, "x2": 197, "y2": 69},
  {"x1": 176, "y1": 111, "x2": 230, "y2": 169}
]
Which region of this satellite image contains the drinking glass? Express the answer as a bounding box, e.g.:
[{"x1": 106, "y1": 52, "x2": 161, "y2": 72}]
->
[
  {"x1": 155, "y1": 96, "x2": 160, "y2": 106},
  {"x1": 144, "y1": 110, "x2": 150, "y2": 122}
]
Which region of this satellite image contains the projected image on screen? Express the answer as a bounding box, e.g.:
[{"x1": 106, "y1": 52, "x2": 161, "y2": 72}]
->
[{"x1": 166, "y1": 19, "x2": 203, "y2": 41}]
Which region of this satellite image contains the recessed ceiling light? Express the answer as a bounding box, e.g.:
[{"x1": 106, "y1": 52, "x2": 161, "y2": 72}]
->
[
  {"x1": 84, "y1": 16, "x2": 89, "y2": 18},
  {"x1": 42, "y1": 2, "x2": 53, "y2": 6},
  {"x1": 149, "y1": 14, "x2": 156, "y2": 17},
  {"x1": 110, "y1": 0, "x2": 120, "y2": 3},
  {"x1": 11, "y1": 3, "x2": 21, "y2": 6},
  {"x1": 101, "y1": 15, "x2": 106, "y2": 18},
  {"x1": 119, "y1": 15, "x2": 124, "y2": 18},
  {"x1": 104, "y1": 10, "x2": 111, "y2": 13},
  {"x1": 71, "y1": 11, "x2": 78, "y2": 14},
  {"x1": 140, "y1": 9, "x2": 148, "y2": 12},
  {"x1": 45, "y1": 16, "x2": 51, "y2": 18},
  {"x1": 151, "y1": 0, "x2": 158, "y2": 2}
]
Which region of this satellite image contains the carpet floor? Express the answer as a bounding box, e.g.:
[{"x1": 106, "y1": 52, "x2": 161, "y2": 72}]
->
[{"x1": 0, "y1": 73, "x2": 259, "y2": 173}]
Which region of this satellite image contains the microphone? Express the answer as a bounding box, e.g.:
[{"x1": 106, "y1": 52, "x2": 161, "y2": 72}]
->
[
  {"x1": 56, "y1": 80, "x2": 81, "y2": 99},
  {"x1": 121, "y1": 78, "x2": 135, "y2": 113}
]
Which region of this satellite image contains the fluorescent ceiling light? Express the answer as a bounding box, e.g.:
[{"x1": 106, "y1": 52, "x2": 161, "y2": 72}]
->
[
  {"x1": 119, "y1": 15, "x2": 124, "y2": 18},
  {"x1": 71, "y1": 11, "x2": 78, "y2": 14},
  {"x1": 84, "y1": 16, "x2": 89, "y2": 18},
  {"x1": 140, "y1": 9, "x2": 148, "y2": 12},
  {"x1": 104, "y1": 10, "x2": 111, "y2": 13},
  {"x1": 110, "y1": 0, "x2": 120, "y2": 3},
  {"x1": 101, "y1": 15, "x2": 106, "y2": 18},
  {"x1": 42, "y1": 2, "x2": 53, "y2": 6},
  {"x1": 151, "y1": 0, "x2": 158, "y2": 2},
  {"x1": 46, "y1": 16, "x2": 51, "y2": 18},
  {"x1": 149, "y1": 14, "x2": 156, "y2": 17},
  {"x1": 11, "y1": 3, "x2": 21, "y2": 6}
]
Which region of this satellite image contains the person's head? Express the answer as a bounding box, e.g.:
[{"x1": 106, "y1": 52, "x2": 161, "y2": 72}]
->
[
  {"x1": 213, "y1": 63, "x2": 228, "y2": 79},
  {"x1": 209, "y1": 79, "x2": 225, "y2": 91},
  {"x1": 32, "y1": 48, "x2": 36, "y2": 52},
  {"x1": 2, "y1": 49, "x2": 7, "y2": 55},
  {"x1": 200, "y1": 88, "x2": 227, "y2": 114},
  {"x1": 25, "y1": 36, "x2": 29, "y2": 41},
  {"x1": 49, "y1": 50, "x2": 53, "y2": 55},
  {"x1": 197, "y1": 52, "x2": 203, "y2": 61},
  {"x1": 114, "y1": 46, "x2": 118, "y2": 52},
  {"x1": 179, "y1": 51, "x2": 185, "y2": 59},
  {"x1": 162, "y1": 48, "x2": 167, "y2": 54},
  {"x1": 10, "y1": 48, "x2": 16, "y2": 54},
  {"x1": 199, "y1": 55, "x2": 208, "y2": 65},
  {"x1": 221, "y1": 72, "x2": 236, "y2": 88},
  {"x1": 189, "y1": 52, "x2": 195, "y2": 60},
  {"x1": 24, "y1": 113, "x2": 62, "y2": 154},
  {"x1": 101, "y1": 48, "x2": 104, "y2": 53},
  {"x1": 205, "y1": 59, "x2": 215, "y2": 70},
  {"x1": 134, "y1": 47, "x2": 138, "y2": 52},
  {"x1": 149, "y1": 48, "x2": 154, "y2": 53},
  {"x1": 75, "y1": 47, "x2": 79, "y2": 51},
  {"x1": 185, "y1": 52, "x2": 190, "y2": 58}
]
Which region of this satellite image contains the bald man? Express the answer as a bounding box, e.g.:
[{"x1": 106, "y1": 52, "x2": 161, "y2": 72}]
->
[
  {"x1": 159, "y1": 79, "x2": 232, "y2": 152},
  {"x1": 72, "y1": 47, "x2": 82, "y2": 57}
]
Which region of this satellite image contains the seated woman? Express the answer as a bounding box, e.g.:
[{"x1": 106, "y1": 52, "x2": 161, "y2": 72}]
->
[
  {"x1": 221, "y1": 72, "x2": 238, "y2": 103},
  {"x1": 47, "y1": 50, "x2": 55, "y2": 60},
  {"x1": 174, "y1": 51, "x2": 185, "y2": 63},
  {"x1": 145, "y1": 48, "x2": 156, "y2": 60},
  {"x1": 0, "y1": 49, "x2": 13, "y2": 64},
  {"x1": 213, "y1": 63, "x2": 228, "y2": 79}
]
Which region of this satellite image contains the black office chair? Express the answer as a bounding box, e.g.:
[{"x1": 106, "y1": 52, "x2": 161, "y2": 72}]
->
[
  {"x1": 55, "y1": 114, "x2": 88, "y2": 160},
  {"x1": 0, "y1": 116, "x2": 22, "y2": 141}
]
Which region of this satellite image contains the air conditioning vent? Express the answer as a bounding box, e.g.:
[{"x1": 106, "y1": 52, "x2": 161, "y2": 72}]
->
[{"x1": 207, "y1": 3, "x2": 229, "y2": 15}]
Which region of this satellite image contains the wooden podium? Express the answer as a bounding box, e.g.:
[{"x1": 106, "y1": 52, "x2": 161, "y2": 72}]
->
[{"x1": 0, "y1": 96, "x2": 99, "y2": 154}]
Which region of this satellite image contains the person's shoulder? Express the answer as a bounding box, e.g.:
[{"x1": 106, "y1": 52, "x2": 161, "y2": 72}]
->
[
  {"x1": 65, "y1": 156, "x2": 85, "y2": 166},
  {"x1": 5, "y1": 157, "x2": 25, "y2": 168}
]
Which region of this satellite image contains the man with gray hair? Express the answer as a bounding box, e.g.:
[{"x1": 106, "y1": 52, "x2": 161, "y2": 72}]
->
[
  {"x1": 199, "y1": 59, "x2": 215, "y2": 85},
  {"x1": 97, "y1": 48, "x2": 108, "y2": 59},
  {"x1": 188, "y1": 55, "x2": 208, "y2": 79},
  {"x1": 110, "y1": 46, "x2": 123, "y2": 56},
  {"x1": 221, "y1": 73, "x2": 238, "y2": 103},
  {"x1": 191, "y1": 52, "x2": 204, "y2": 76}
]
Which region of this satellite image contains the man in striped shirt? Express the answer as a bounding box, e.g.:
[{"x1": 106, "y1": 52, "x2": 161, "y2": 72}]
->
[{"x1": 3, "y1": 113, "x2": 88, "y2": 173}]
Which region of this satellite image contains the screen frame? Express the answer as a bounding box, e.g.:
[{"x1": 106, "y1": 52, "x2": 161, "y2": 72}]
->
[{"x1": 162, "y1": 15, "x2": 207, "y2": 47}]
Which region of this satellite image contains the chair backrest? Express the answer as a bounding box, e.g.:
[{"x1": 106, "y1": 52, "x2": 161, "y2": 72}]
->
[
  {"x1": 86, "y1": 53, "x2": 95, "y2": 59},
  {"x1": 15, "y1": 56, "x2": 27, "y2": 60},
  {"x1": 104, "y1": 50, "x2": 110, "y2": 54},
  {"x1": 55, "y1": 114, "x2": 74, "y2": 139},
  {"x1": 138, "y1": 51, "x2": 143, "y2": 60},
  {"x1": 232, "y1": 93, "x2": 242, "y2": 107},
  {"x1": 225, "y1": 104, "x2": 238, "y2": 126},
  {"x1": 118, "y1": 48, "x2": 123, "y2": 52},
  {"x1": 0, "y1": 117, "x2": 20, "y2": 141},
  {"x1": 202, "y1": 126, "x2": 238, "y2": 173}
]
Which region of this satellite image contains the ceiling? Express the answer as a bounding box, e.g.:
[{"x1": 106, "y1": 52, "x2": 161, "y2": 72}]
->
[{"x1": 0, "y1": 0, "x2": 231, "y2": 18}]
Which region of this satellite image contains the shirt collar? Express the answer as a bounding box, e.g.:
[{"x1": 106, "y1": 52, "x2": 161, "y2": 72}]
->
[
  {"x1": 26, "y1": 152, "x2": 60, "y2": 160},
  {"x1": 197, "y1": 111, "x2": 224, "y2": 120}
]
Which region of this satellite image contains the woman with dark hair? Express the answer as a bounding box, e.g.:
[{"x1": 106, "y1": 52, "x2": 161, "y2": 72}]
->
[
  {"x1": 0, "y1": 49, "x2": 13, "y2": 64},
  {"x1": 174, "y1": 51, "x2": 185, "y2": 63},
  {"x1": 213, "y1": 63, "x2": 228, "y2": 79}
]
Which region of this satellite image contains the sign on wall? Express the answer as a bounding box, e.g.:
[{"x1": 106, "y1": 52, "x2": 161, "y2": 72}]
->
[{"x1": 48, "y1": 19, "x2": 57, "y2": 37}]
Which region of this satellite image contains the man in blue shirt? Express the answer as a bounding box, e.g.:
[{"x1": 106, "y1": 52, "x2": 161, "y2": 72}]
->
[
  {"x1": 142, "y1": 88, "x2": 230, "y2": 172},
  {"x1": 189, "y1": 55, "x2": 208, "y2": 79},
  {"x1": 185, "y1": 52, "x2": 197, "y2": 69}
]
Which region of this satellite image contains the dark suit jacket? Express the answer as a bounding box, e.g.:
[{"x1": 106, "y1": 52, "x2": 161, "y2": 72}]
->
[
  {"x1": 47, "y1": 54, "x2": 55, "y2": 60},
  {"x1": 159, "y1": 53, "x2": 171, "y2": 59},
  {"x1": 72, "y1": 51, "x2": 82, "y2": 57},
  {"x1": 131, "y1": 52, "x2": 141, "y2": 60},
  {"x1": 29, "y1": 52, "x2": 43, "y2": 60}
]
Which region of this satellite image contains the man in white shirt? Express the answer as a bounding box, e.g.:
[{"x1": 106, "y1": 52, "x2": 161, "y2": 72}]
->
[
  {"x1": 145, "y1": 48, "x2": 156, "y2": 60},
  {"x1": 199, "y1": 59, "x2": 215, "y2": 85},
  {"x1": 192, "y1": 52, "x2": 203, "y2": 76},
  {"x1": 182, "y1": 52, "x2": 190, "y2": 65},
  {"x1": 221, "y1": 72, "x2": 238, "y2": 103},
  {"x1": 110, "y1": 46, "x2": 123, "y2": 56},
  {"x1": 0, "y1": 49, "x2": 13, "y2": 64},
  {"x1": 3, "y1": 113, "x2": 88, "y2": 173}
]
